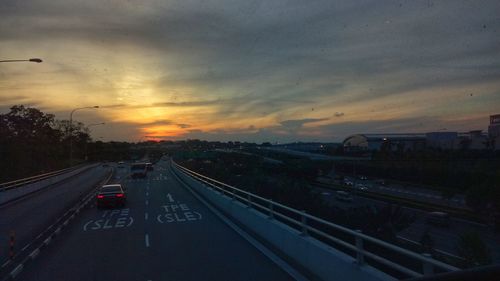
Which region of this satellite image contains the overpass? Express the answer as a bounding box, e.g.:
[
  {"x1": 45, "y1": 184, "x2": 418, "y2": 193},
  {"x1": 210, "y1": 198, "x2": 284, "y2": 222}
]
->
[{"x1": 0, "y1": 159, "x2": 461, "y2": 281}]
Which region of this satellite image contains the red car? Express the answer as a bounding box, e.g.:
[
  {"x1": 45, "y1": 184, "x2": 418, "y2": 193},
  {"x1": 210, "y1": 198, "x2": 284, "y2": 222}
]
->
[{"x1": 96, "y1": 184, "x2": 126, "y2": 208}]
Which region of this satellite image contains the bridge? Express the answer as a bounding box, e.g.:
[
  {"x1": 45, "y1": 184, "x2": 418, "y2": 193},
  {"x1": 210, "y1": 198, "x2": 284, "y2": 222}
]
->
[{"x1": 0, "y1": 158, "x2": 483, "y2": 281}]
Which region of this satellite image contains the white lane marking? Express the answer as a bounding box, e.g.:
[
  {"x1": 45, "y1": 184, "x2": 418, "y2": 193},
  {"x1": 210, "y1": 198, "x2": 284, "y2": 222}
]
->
[
  {"x1": 146, "y1": 192, "x2": 149, "y2": 196},
  {"x1": 145, "y1": 212, "x2": 149, "y2": 220},
  {"x1": 145, "y1": 200, "x2": 149, "y2": 206},
  {"x1": 145, "y1": 234, "x2": 150, "y2": 247},
  {"x1": 167, "y1": 193, "x2": 174, "y2": 203}
]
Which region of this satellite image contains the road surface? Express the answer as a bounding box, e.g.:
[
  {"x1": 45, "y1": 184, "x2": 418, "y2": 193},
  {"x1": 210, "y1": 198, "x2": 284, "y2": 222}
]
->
[
  {"x1": 0, "y1": 165, "x2": 109, "y2": 265},
  {"x1": 19, "y1": 160, "x2": 294, "y2": 281}
]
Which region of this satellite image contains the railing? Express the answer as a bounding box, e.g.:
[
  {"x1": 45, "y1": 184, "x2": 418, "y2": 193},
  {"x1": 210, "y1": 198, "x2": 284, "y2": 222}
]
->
[
  {"x1": 0, "y1": 166, "x2": 81, "y2": 192},
  {"x1": 172, "y1": 160, "x2": 460, "y2": 279}
]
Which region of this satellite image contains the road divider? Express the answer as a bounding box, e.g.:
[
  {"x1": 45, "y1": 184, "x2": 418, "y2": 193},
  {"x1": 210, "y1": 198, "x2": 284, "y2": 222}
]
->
[{"x1": 0, "y1": 164, "x2": 100, "y2": 207}]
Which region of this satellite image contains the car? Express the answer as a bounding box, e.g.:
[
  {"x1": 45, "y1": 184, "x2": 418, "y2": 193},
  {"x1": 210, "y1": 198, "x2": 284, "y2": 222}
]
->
[
  {"x1": 96, "y1": 184, "x2": 126, "y2": 208},
  {"x1": 335, "y1": 191, "x2": 353, "y2": 202},
  {"x1": 343, "y1": 180, "x2": 354, "y2": 187},
  {"x1": 426, "y1": 212, "x2": 450, "y2": 227},
  {"x1": 130, "y1": 163, "x2": 147, "y2": 178},
  {"x1": 146, "y1": 162, "x2": 154, "y2": 171},
  {"x1": 355, "y1": 184, "x2": 368, "y2": 191},
  {"x1": 358, "y1": 175, "x2": 368, "y2": 180},
  {"x1": 102, "y1": 163, "x2": 109, "y2": 167}
]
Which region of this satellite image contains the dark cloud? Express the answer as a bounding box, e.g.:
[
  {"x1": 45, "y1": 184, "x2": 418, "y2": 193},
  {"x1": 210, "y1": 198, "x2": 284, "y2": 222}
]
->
[
  {"x1": 177, "y1": 124, "x2": 191, "y2": 129},
  {"x1": 1, "y1": 0, "x2": 499, "y2": 142},
  {"x1": 141, "y1": 120, "x2": 173, "y2": 126},
  {"x1": 280, "y1": 118, "x2": 329, "y2": 131}
]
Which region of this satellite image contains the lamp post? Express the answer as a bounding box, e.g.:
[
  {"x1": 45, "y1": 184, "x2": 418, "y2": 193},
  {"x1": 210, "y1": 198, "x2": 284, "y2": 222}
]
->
[
  {"x1": 85, "y1": 122, "x2": 105, "y2": 161},
  {"x1": 69, "y1": 106, "x2": 99, "y2": 166},
  {"x1": 0, "y1": 58, "x2": 43, "y2": 63}
]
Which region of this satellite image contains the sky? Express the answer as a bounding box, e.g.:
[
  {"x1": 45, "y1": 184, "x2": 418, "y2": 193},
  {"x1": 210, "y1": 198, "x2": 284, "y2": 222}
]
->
[{"x1": 1, "y1": 0, "x2": 499, "y2": 143}]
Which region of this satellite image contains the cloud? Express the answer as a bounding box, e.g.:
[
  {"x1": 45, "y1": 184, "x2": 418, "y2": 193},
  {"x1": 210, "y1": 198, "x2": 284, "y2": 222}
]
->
[
  {"x1": 141, "y1": 120, "x2": 173, "y2": 126},
  {"x1": 280, "y1": 118, "x2": 329, "y2": 131},
  {"x1": 1, "y1": 0, "x2": 499, "y2": 142},
  {"x1": 177, "y1": 123, "x2": 191, "y2": 129}
]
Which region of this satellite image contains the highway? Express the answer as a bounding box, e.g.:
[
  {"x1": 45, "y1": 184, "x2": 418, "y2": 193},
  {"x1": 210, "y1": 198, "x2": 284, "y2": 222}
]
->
[
  {"x1": 0, "y1": 165, "x2": 110, "y2": 266},
  {"x1": 17, "y1": 160, "x2": 294, "y2": 281},
  {"x1": 312, "y1": 184, "x2": 500, "y2": 262}
]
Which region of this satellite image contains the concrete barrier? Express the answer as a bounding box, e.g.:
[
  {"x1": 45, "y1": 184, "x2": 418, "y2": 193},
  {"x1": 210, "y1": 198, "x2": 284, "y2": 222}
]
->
[
  {"x1": 172, "y1": 164, "x2": 394, "y2": 281},
  {"x1": 0, "y1": 164, "x2": 99, "y2": 205}
]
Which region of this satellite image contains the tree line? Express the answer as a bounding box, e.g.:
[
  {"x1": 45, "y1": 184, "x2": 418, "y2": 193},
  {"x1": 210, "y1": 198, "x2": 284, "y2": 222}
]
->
[{"x1": 0, "y1": 105, "x2": 134, "y2": 182}]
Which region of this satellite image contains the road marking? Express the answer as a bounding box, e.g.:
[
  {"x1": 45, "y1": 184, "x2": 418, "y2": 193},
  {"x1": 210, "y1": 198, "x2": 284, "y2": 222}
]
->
[
  {"x1": 146, "y1": 191, "x2": 149, "y2": 196},
  {"x1": 145, "y1": 234, "x2": 150, "y2": 247},
  {"x1": 145, "y1": 200, "x2": 149, "y2": 206},
  {"x1": 167, "y1": 193, "x2": 174, "y2": 203},
  {"x1": 145, "y1": 212, "x2": 149, "y2": 220}
]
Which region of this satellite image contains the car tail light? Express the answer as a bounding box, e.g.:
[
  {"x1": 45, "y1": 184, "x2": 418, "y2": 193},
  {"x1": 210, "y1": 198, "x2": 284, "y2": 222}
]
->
[
  {"x1": 97, "y1": 195, "x2": 104, "y2": 199},
  {"x1": 116, "y1": 193, "x2": 124, "y2": 198}
]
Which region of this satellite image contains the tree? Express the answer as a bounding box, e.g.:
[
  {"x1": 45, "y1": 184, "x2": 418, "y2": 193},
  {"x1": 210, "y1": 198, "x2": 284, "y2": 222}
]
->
[
  {"x1": 0, "y1": 105, "x2": 63, "y2": 180},
  {"x1": 348, "y1": 204, "x2": 415, "y2": 241},
  {"x1": 456, "y1": 231, "x2": 492, "y2": 267},
  {"x1": 0, "y1": 105, "x2": 93, "y2": 181}
]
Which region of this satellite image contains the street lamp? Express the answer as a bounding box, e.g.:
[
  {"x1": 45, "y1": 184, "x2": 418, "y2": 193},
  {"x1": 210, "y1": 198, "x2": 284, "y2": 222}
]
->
[
  {"x1": 69, "y1": 106, "x2": 99, "y2": 166},
  {"x1": 85, "y1": 122, "x2": 105, "y2": 160},
  {"x1": 0, "y1": 58, "x2": 43, "y2": 63}
]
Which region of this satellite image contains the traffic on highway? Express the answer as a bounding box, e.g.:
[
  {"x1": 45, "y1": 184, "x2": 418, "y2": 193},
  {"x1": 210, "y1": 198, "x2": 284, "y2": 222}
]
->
[
  {"x1": 1, "y1": 159, "x2": 295, "y2": 281},
  {"x1": 1, "y1": 0, "x2": 499, "y2": 280}
]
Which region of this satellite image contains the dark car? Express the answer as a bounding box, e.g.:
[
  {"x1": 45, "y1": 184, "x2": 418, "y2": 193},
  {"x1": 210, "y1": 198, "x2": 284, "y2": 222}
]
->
[
  {"x1": 146, "y1": 162, "x2": 154, "y2": 171},
  {"x1": 97, "y1": 184, "x2": 126, "y2": 208},
  {"x1": 131, "y1": 163, "x2": 147, "y2": 178},
  {"x1": 426, "y1": 212, "x2": 451, "y2": 227}
]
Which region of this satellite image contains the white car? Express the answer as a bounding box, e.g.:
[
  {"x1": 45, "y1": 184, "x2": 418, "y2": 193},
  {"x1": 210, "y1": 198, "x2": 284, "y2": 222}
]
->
[
  {"x1": 335, "y1": 191, "x2": 353, "y2": 202},
  {"x1": 355, "y1": 184, "x2": 368, "y2": 191}
]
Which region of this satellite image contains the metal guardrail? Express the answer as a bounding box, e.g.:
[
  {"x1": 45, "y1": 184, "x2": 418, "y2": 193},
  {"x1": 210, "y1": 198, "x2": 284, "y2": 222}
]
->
[
  {"x1": 0, "y1": 166, "x2": 81, "y2": 192},
  {"x1": 172, "y1": 160, "x2": 460, "y2": 279}
]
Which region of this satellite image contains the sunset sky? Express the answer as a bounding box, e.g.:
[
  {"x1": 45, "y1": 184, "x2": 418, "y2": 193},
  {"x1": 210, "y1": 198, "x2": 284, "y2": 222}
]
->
[{"x1": 1, "y1": 0, "x2": 499, "y2": 142}]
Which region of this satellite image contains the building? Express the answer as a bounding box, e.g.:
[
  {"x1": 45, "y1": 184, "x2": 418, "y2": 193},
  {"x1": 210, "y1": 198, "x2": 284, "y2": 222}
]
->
[
  {"x1": 459, "y1": 130, "x2": 488, "y2": 150},
  {"x1": 344, "y1": 115, "x2": 498, "y2": 152},
  {"x1": 343, "y1": 134, "x2": 426, "y2": 152},
  {"x1": 426, "y1": 132, "x2": 458, "y2": 150},
  {"x1": 488, "y1": 114, "x2": 500, "y2": 150}
]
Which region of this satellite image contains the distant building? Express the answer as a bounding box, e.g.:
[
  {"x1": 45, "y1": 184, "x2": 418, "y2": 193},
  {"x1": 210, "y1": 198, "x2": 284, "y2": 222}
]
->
[
  {"x1": 343, "y1": 134, "x2": 426, "y2": 152},
  {"x1": 459, "y1": 130, "x2": 488, "y2": 150},
  {"x1": 488, "y1": 114, "x2": 500, "y2": 150},
  {"x1": 344, "y1": 115, "x2": 497, "y2": 152},
  {"x1": 426, "y1": 132, "x2": 458, "y2": 150}
]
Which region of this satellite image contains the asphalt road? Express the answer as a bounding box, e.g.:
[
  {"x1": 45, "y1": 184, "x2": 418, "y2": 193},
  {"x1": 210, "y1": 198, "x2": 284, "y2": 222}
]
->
[
  {"x1": 19, "y1": 160, "x2": 293, "y2": 281},
  {"x1": 313, "y1": 185, "x2": 500, "y2": 262},
  {"x1": 0, "y1": 165, "x2": 109, "y2": 265},
  {"x1": 341, "y1": 176, "x2": 467, "y2": 208}
]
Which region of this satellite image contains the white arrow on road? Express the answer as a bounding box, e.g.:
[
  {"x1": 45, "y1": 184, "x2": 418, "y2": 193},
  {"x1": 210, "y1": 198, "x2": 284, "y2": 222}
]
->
[{"x1": 167, "y1": 193, "x2": 174, "y2": 203}]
